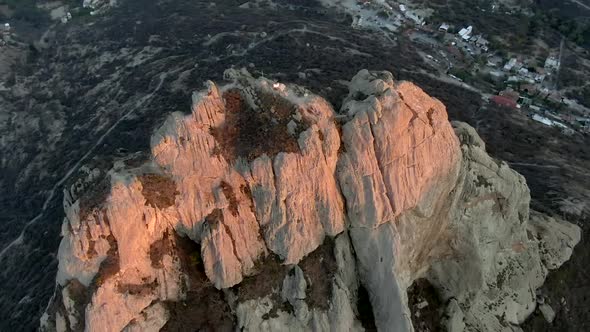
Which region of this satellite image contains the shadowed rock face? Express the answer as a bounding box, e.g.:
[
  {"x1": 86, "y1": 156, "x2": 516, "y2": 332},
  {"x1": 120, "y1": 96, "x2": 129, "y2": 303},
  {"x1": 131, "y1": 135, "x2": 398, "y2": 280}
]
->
[{"x1": 41, "y1": 70, "x2": 580, "y2": 332}]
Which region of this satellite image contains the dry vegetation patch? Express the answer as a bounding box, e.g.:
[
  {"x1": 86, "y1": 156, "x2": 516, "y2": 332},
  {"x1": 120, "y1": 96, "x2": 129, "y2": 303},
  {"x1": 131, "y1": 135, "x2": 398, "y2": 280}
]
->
[
  {"x1": 62, "y1": 279, "x2": 89, "y2": 331},
  {"x1": 149, "y1": 231, "x2": 174, "y2": 269},
  {"x1": 161, "y1": 233, "x2": 235, "y2": 331},
  {"x1": 138, "y1": 173, "x2": 178, "y2": 209},
  {"x1": 116, "y1": 280, "x2": 158, "y2": 297},
  {"x1": 235, "y1": 254, "x2": 287, "y2": 302},
  {"x1": 91, "y1": 234, "x2": 120, "y2": 290},
  {"x1": 78, "y1": 175, "x2": 111, "y2": 221},
  {"x1": 234, "y1": 237, "x2": 338, "y2": 314},
  {"x1": 298, "y1": 237, "x2": 337, "y2": 310},
  {"x1": 220, "y1": 181, "x2": 239, "y2": 216},
  {"x1": 233, "y1": 253, "x2": 296, "y2": 320},
  {"x1": 205, "y1": 208, "x2": 224, "y2": 227},
  {"x1": 210, "y1": 88, "x2": 307, "y2": 162}
]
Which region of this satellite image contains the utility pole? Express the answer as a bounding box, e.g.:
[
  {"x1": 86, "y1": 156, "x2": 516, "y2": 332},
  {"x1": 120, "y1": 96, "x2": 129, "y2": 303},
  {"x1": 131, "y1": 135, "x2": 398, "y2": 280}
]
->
[{"x1": 554, "y1": 35, "x2": 565, "y2": 90}]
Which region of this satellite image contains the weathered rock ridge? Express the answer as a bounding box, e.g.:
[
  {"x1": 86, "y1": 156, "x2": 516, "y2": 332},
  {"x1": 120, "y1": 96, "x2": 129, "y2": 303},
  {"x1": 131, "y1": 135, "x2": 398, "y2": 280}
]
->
[{"x1": 41, "y1": 69, "x2": 581, "y2": 332}]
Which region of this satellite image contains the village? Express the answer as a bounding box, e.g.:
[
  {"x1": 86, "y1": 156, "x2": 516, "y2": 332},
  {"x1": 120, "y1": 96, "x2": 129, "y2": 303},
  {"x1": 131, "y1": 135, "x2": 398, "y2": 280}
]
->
[
  {"x1": 0, "y1": 0, "x2": 111, "y2": 47},
  {"x1": 2, "y1": 0, "x2": 590, "y2": 133},
  {"x1": 341, "y1": 0, "x2": 590, "y2": 134}
]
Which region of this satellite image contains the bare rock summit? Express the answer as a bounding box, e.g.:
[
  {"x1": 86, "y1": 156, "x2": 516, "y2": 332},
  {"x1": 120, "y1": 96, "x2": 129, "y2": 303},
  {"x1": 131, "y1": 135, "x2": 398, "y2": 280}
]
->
[{"x1": 40, "y1": 69, "x2": 580, "y2": 332}]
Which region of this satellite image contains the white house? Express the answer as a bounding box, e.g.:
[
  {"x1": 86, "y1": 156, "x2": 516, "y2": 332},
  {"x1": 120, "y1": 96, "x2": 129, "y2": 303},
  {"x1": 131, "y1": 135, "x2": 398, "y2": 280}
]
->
[
  {"x1": 544, "y1": 56, "x2": 560, "y2": 71},
  {"x1": 518, "y1": 67, "x2": 529, "y2": 76},
  {"x1": 439, "y1": 23, "x2": 449, "y2": 32},
  {"x1": 503, "y1": 58, "x2": 517, "y2": 71},
  {"x1": 532, "y1": 114, "x2": 554, "y2": 126},
  {"x1": 458, "y1": 26, "x2": 473, "y2": 40}
]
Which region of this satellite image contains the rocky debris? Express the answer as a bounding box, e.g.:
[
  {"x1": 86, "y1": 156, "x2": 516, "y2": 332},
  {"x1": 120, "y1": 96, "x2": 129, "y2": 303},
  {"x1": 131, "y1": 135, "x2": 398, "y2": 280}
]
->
[
  {"x1": 408, "y1": 279, "x2": 443, "y2": 332},
  {"x1": 281, "y1": 266, "x2": 307, "y2": 304},
  {"x1": 444, "y1": 299, "x2": 466, "y2": 332},
  {"x1": 422, "y1": 122, "x2": 580, "y2": 331},
  {"x1": 528, "y1": 211, "x2": 581, "y2": 269},
  {"x1": 121, "y1": 302, "x2": 169, "y2": 332},
  {"x1": 158, "y1": 234, "x2": 235, "y2": 332},
  {"x1": 234, "y1": 233, "x2": 363, "y2": 331},
  {"x1": 538, "y1": 303, "x2": 555, "y2": 323},
  {"x1": 42, "y1": 69, "x2": 581, "y2": 331}
]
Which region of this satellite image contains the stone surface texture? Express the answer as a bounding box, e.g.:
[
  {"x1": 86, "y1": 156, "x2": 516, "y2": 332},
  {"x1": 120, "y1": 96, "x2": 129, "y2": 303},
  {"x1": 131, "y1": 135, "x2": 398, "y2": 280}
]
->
[{"x1": 41, "y1": 70, "x2": 581, "y2": 332}]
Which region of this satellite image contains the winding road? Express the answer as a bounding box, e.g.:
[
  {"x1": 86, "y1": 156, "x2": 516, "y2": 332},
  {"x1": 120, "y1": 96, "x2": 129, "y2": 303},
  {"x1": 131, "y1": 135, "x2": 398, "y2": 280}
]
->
[
  {"x1": 571, "y1": 0, "x2": 590, "y2": 11},
  {"x1": 0, "y1": 74, "x2": 167, "y2": 259}
]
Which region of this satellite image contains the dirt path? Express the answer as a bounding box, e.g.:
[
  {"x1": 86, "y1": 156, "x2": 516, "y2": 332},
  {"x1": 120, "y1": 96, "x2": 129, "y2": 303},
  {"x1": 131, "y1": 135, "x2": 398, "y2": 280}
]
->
[
  {"x1": 0, "y1": 74, "x2": 167, "y2": 259},
  {"x1": 402, "y1": 68, "x2": 491, "y2": 100},
  {"x1": 570, "y1": 0, "x2": 590, "y2": 11},
  {"x1": 509, "y1": 162, "x2": 561, "y2": 169}
]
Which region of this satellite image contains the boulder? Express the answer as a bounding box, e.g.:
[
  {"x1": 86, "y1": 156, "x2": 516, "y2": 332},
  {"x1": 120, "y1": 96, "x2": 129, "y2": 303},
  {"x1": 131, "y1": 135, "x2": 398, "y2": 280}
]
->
[{"x1": 539, "y1": 303, "x2": 556, "y2": 323}]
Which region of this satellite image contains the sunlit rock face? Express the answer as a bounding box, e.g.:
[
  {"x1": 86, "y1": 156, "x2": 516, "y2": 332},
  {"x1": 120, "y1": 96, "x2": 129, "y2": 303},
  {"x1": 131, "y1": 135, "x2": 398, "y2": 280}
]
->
[
  {"x1": 336, "y1": 69, "x2": 463, "y2": 331},
  {"x1": 151, "y1": 69, "x2": 345, "y2": 285},
  {"x1": 41, "y1": 70, "x2": 580, "y2": 332}
]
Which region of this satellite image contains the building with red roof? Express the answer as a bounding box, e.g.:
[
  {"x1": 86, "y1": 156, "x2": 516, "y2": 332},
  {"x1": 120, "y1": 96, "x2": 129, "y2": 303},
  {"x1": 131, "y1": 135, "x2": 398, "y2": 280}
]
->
[{"x1": 490, "y1": 95, "x2": 518, "y2": 109}]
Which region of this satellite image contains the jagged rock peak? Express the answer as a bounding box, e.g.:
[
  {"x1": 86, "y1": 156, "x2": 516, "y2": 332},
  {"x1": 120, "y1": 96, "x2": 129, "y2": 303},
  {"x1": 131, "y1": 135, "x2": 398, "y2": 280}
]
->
[{"x1": 41, "y1": 69, "x2": 580, "y2": 332}]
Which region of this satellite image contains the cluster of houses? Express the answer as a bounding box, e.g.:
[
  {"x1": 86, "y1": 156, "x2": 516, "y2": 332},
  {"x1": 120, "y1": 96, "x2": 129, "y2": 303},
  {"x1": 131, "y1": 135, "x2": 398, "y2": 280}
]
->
[
  {"x1": 481, "y1": 47, "x2": 579, "y2": 132},
  {"x1": 530, "y1": 112, "x2": 590, "y2": 134},
  {"x1": 485, "y1": 81, "x2": 590, "y2": 133},
  {"x1": 398, "y1": 4, "x2": 430, "y2": 25},
  {"x1": 82, "y1": 0, "x2": 116, "y2": 15},
  {"x1": 345, "y1": 0, "x2": 590, "y2": 134},
  {"x1": 438, "y1": 23, "x2": 490, "y2": 56},
  {"x1": 483, "y1": 54, "x2": 561, "y2": 92},
  {"x1": 487, "y1": 87, "x2": 586, "y2": 133},
  {"x1": 351, "y1": 0, "x2": 432, "y2": 31}
]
